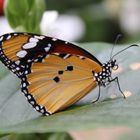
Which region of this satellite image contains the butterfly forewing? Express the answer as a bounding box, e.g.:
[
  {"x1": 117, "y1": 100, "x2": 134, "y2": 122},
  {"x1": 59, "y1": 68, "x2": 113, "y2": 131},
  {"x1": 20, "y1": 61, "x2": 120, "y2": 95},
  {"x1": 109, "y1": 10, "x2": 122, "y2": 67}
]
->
[
  {"x1": 21, "y1": 53, "x2": 102, "y2": 114},
  {"x1": 0, "y1": 32, "x2": 101, "y2": 78}
]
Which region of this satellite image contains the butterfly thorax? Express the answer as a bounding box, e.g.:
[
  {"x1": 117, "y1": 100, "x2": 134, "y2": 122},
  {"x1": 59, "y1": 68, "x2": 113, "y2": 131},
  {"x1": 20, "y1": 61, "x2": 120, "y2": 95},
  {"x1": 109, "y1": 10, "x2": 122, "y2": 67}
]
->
[{"x1": 94, "y1": 59, "x2": 118, "y2": 87}]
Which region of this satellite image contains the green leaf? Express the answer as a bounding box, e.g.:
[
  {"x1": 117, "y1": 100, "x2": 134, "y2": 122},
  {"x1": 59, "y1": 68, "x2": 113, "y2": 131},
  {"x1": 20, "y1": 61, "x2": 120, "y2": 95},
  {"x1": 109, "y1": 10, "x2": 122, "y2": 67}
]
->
[
  {"x1": 0, "y1": 43, "x2": 140, "y2": 135},
  {"x1": 4, "y1": 0, "x2": 46, "y2": 33},
  {"x1": 0, "y1": 134, "x2": 8, "y2": 139},
  {"x1": 117, "y1": 130, "x2": 140, "y2": 140}
]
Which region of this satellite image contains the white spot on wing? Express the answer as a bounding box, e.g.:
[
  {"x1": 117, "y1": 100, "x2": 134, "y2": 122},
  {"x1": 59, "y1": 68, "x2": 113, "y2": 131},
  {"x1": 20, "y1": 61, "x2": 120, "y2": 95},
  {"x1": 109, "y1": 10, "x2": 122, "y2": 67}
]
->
[
  {"x1": 34, "y1": 35, "x2": 45, "y2": 40},
  {"x1": 16, "y1": 67, "x2": 20, "y2": 70},
  {"x1": 30, "y1": 101, "x2": 35, "y2": 105},
  {"x1": 0, "y1": 36, "x2": 3, "y2": 41},
  {"x1": 44, "y1": 47, "x2": 50, "y2": 52},
  {"x1": 7, "y1": 35, "x2": 11, "y2": 40},
  {"x1": 64, "y1": 54, "x2": 70, "y2": 59},
  {"x1": 23, "y1": 42, "x2": 37, "y2": 49},
  {"x1": 22, "y1": 83, "x2": 26, "y2": 87},
  {"x1": 11, "y1": 69, "x2": 16, "y2": 72},
  {"x1": 48, "y1": 43, "x2": 52, "y2": 47},
  {"x1": 45, "y1": 113, "x2": 49, "y2": 116},
  {"x1": 79, "y1": 56, "x2": 84, "y2": 59},
  {"x1": 54, "y1": 53, "x2": 59, "y2": 55},
  {"x1": 52, "y1": 38, "x2": 57, "y2": 41},
  {"x1": 34, "y1": 58, "x2": 39, "y2": 62},
  {"x1": 41, "y1": 109, "x2": 45, "y2": 113},
  {"x1": 27, "y1": 95, "x2": 31, "y2": 99},
  {"x1": 16, "y1": 50, "x2": 27, "y2": 58},
  {"x1": 25, "y1": 70, "x2": 28, "y2": 74},
  {"x1": 29, "y1": 38, "x2": 39, "y2": 43},
  {"x1": 15, "y1": 60, "x2": 20, "y2": 65},
  {"x1": 36, "y1": 106, "x2": 39, "y2": 111},
  {"x1": 23, "y1": 90, "x2": 27, "y2": 94},
  {"x1": 27, "y1": 59, "x2": 32, "y2": 62}
]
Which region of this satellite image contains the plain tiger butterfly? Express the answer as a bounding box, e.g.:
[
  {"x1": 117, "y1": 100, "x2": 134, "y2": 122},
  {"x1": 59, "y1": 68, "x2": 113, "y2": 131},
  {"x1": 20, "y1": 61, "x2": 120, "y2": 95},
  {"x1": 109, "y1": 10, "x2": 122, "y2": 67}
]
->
[{"x1": 0, "y1": 32, "x2": 138, "y2": 115}]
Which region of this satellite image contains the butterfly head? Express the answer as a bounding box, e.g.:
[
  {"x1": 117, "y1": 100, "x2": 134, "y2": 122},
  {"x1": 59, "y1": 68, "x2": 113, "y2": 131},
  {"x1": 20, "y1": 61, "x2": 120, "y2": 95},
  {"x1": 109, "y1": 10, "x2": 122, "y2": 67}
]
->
[
  {"x1": 108, "y1": 59, "x2": 118, "y2": 71},
  {"x1": 94, "y1": 43, "x2": 139, "y2": 87}
]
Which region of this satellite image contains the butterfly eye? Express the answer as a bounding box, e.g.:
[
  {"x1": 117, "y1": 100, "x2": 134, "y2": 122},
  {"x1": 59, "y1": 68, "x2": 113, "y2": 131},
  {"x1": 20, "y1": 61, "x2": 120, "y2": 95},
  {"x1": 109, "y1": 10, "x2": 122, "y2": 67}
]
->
[{"x1": 113, "y1": 64, "x2": 118, "y2": 70}]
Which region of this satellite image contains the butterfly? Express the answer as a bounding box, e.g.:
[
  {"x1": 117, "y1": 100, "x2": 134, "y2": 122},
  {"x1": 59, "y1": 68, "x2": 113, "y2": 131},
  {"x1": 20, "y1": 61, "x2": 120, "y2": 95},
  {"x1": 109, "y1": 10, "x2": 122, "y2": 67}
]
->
[{"x1": 0, "y1": 32, "x2": 138, "y2": 115}]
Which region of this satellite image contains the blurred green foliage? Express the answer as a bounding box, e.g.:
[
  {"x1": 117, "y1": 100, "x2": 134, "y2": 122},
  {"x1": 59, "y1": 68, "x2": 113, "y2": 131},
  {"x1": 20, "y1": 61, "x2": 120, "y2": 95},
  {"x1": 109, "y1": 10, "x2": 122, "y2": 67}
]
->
[
  {"x1": 4, "y1": 0, "x2": 140, "y2": 43},
  {"x1": 46, "y1": 0, "x2": 122, "y2": 43},
  {"x1": 45, "y1": 0, "x2": 140, "y2": 43},
  {"x1": 46, "y1": 0, "x2": 101, "y2": 12},
  {"x1": 4, "y1": 0, "x2": 122, "y2": 43},
  {"x1": 4, "y1": 0, "x2": 46, "y2": 33}
]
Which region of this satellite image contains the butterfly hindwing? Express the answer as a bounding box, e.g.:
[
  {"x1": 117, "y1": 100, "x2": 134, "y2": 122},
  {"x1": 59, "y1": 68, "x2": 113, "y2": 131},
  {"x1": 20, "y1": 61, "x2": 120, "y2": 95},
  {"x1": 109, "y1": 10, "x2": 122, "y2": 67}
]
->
[{"x1": 21, "y1": 53, "x2": 102, "y2": 115}]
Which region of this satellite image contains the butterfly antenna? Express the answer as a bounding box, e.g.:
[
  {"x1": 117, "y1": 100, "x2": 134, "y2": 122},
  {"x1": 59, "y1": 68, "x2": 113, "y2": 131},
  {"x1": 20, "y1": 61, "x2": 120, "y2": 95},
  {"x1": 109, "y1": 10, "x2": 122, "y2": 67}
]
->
[
  {"x1": 111, "y1": 44, "x2": 139, "y2": 59},
  {"x1": 110, "y1": 34, "x2": 122, "y2": 60}
]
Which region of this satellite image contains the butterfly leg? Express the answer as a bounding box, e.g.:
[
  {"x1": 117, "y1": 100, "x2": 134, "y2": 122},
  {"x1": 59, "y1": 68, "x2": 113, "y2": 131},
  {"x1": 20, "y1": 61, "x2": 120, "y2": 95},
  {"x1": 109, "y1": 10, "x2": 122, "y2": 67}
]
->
[
  {"x1": 92, "y1": 85, "x2": 101, "y2": 103},
  {"x1": 109, "y1": 77, "x2": 126, "y2": 99}
]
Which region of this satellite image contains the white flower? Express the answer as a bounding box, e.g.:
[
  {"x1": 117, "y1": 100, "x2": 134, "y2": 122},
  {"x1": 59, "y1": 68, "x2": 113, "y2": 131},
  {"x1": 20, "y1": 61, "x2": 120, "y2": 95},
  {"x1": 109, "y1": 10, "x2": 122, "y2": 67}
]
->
[
  {"x1": 0, "y1": 10, "x2": 85, "y2": 42},
  {"x1": 40, "y1": 11, "x2": 85, "y2": 42},
  {"x1": 0, "y1": 16, "x2": 13, "y2": 35}
]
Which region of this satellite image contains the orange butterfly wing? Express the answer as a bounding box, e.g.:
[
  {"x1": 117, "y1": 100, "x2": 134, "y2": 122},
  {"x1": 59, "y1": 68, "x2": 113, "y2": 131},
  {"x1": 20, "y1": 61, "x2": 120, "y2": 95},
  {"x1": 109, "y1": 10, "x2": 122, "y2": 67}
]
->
[
  {"x1": 21, "y1": 53, "x2": 102, "y2": 115},
  {"x1": 0, "y1": 33, "x2": 46, "y2": 77},
  {"x1": 2, "y1": 34, "x2": 29, "y2": 61}
]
